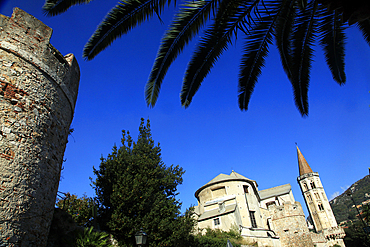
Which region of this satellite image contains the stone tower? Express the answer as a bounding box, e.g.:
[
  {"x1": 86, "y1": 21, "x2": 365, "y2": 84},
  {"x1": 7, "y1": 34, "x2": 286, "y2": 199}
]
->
[
  {"x1": 269, "y1": 201, "x2": 314, "y2": 247},
  {"x1": 0, "y1": 8, "x2": 79, "y2": 246},
  {"x1": 296, "y1": 146, "x2": 346, "y2": 247}
]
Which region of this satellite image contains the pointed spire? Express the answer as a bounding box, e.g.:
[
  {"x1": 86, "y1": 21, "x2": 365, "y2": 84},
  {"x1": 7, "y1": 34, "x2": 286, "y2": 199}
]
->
[{"x1": 297, "y1": 146, "x2": 313, "y2": 176}]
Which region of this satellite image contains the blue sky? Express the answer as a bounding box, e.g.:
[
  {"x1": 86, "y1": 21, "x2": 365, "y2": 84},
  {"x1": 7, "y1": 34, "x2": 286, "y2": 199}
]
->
[{"x1": 1, "y1": 0, "x2": 370, "y2": 216}]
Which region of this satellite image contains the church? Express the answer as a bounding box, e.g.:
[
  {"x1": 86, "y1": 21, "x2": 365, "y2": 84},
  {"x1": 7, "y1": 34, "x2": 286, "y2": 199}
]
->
[{"x1": 193, "y1": 147, "x2": 346, "y2": 247}]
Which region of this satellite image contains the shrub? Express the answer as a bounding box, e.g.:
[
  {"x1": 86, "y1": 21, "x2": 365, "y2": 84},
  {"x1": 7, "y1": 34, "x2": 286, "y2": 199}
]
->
[{"x1": 75, "y1": 227, "x2": 112, "y2": 247}]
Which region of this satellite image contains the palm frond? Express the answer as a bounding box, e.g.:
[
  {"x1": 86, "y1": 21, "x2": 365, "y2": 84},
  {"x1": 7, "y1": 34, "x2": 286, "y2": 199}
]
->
[
  {"x1": 180, "y1": 0, "x2": 258, "y2": 107},
  {"x1": 319, "y1": 8, "x2": 346, "y2": 84},
  {"x1": 290, "y1": 0, "x2": 318, "y2": 116},
  {"x1": 297, "y1": 0, "x2": 308, "y2": 10},
  {"x1": 357, "y1": 19, "x2": 370, "y2": 46},
  {"x1": 83, "y1": 0, "x2": 170, "y2": 60},
  {"x1": 274, "y1": 0, "x2": 296, "y2": 80},
  {"x1": 145, "y1": 0, "x2": 218, "y2": 107},
  {"x1": 43, "y1": 0, "x2": 93, "y2": 16},
  {"x1": 238, "y1": 0, "x2": 284, "y2": 110}
]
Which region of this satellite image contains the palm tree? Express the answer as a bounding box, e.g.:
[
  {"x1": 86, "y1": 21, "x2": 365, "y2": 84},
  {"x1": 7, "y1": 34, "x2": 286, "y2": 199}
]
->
[{"x1": 43, "y1": 0, "x2": 370, "y2": 116}]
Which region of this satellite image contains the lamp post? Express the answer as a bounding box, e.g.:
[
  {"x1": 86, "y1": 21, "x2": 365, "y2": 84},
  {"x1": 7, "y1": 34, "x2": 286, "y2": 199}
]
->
[{"x1": 135, "y1": 228, "x2": 148, "y2": 246}]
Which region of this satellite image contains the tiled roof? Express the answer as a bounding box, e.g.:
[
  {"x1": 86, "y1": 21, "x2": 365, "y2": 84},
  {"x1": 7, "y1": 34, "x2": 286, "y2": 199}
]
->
[
  {"x1": 204, "y1": 171, "x2": 255, "y2": 186},
  {"x1": 297, "y1": 146, "x2": 313, "y2": 176},
  {"x1": 195, "y1": 171, "x2": 258, "y2": 199}
]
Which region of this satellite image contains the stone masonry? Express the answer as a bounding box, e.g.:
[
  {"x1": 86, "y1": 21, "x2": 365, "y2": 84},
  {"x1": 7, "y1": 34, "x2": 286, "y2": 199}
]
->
[
  {"x1": 0, "y1": 8, "x2": 79, "y2": 246},
  {"x1": 270, "y1": 202, "x2": 314, "y2": 247}
]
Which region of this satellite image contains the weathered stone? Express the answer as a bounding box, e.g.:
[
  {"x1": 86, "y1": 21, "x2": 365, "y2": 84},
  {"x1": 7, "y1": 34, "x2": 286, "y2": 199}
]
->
[{"x1": 0, "y1": 8, "x2": 79, "y2": 247}]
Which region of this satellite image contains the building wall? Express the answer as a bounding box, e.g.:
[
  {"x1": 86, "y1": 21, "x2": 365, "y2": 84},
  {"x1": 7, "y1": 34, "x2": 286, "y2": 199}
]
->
[
  {"x1": 0, "y1": 8, "x2": 79, "y2": 246},
  {"x1": 269, "y1": 202, "x2": 314, "y2": 247},
  {"x1": 195, "y1": 170, "x2": 346, "y2": 247},
  {"x1": 195, "y1": 179, "x2": 264, "y2": 229},
  {"x1": 260, "y1": 190, "x2": 295, "y2": 209}
]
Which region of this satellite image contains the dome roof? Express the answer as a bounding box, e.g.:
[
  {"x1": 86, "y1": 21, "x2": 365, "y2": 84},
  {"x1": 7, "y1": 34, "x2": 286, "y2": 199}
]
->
[{"x1": 195, "y1": 171, "x2": 258, "y2": 199}]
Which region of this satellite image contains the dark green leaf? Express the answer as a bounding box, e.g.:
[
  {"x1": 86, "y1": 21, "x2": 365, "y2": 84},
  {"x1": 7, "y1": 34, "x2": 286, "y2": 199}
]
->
[
  {"x1": 181, "y1": 0, "x2": 258, "y2": 107},
  {"x1": 319, "y1": 9, "x2": 346, "y2": 84},
  {"x1": 290, "y1": 0, "x2": 318, "y2": 116},
  {"x1": 145, "y1": 0, "x2": 218, "y2": 107},
  {"x1": 357, "y1": 19, "x2": 370, "y2": 46},
  {"x1": 83, "y1": 0, "x2": 170, "y2": 60},
  {"x1": 43, "y1": 0, "x2": 93, "y2": 16}
]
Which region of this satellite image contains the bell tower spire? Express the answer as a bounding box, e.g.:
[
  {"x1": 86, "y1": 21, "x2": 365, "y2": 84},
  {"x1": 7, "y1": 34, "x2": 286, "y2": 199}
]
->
[
  {"x1": 297, "y1": 146, "x2": 313, "y2": 176},
  {"x1": 296, "y1": 146, "x2": 346, "y2": 246}
]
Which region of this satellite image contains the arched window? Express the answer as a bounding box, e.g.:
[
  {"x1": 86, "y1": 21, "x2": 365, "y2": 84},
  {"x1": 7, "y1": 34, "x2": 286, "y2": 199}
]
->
[
  {"x1": 307, "y1": 194, "x2": 313, "y2": 202},
  {"x1": 310, "y1": 181, "x2": 316, "y2": 189},
  {"x1": 314, "y1": 193, "x2": 320, "y2": 200},
  {"x1": 318, "y1": 203, "x2": 324, "y2": 211},
  {"x1": 303, "y1": 183, "x2": 308, "y2": 191}
]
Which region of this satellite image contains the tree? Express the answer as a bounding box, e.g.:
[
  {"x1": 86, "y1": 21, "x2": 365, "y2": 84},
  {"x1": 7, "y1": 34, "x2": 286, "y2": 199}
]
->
[
  {"x1": 363, "y1": 204, "x2": 370, "y2": 224},
  {"x1": 43, "y1": 0, "x2": 370, "y2": 116},
  {"x1": 91, "y1": 118, "x2": 194, "y2": 246},
  {"x1": 56, "y1": 192, "x2": 96, "y2": 227},
  {"x1": 343, "y1": 220, "x2": 370, "y2": 247},
  {"x1": 190, "y1": 227, "x2": 257, "y2": 247}
]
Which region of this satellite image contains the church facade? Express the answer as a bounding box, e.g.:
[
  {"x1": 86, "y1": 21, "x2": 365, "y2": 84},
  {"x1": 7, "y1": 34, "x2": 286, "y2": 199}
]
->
[{"x1": 193, "y1": 147, "x2": 345, "y2": 247}]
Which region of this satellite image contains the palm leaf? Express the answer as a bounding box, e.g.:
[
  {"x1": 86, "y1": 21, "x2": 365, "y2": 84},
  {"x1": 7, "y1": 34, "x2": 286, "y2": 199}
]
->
[
  {"x1": 357, "y1": 19, "x2": 370, "y2": 46},
  {"x1": 43, "y1": 0, "x2": 93, "y2": 16},
  {"x1": 83, "y1": 0, "x2": 170, "y2": 60},
  {"x1": 145, "y1": 0, "x2": 218, "y2": 107},
  {"x1": 180, "y1": 0, "x2": 258, "y2": 107},
  {"x1": 319, "y1": 8, "x2": 346, "y2": 84},
  {"x1": 290, "y1": 0, "x2": 318, "y2": 116},
  {"x1": 238, "y1": 0, "x2": 283, "y2": 110},
  {"x1": 274, "y1": 0, "x2": 296, "y2": 80},
  {"x1": 297, "y1": 0, "x2": 307, "y2": 10}
]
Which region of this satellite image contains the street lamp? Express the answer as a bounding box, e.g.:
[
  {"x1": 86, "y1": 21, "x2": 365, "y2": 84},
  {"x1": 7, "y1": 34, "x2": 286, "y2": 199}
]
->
[{"x1": 135, "y1": 228, "x2": 147, "y2": 246}]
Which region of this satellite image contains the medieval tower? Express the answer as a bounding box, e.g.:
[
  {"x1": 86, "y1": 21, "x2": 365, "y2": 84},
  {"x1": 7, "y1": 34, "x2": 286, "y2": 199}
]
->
[
  {"x1": 296, "y1": 146, "x2": 346, "y2": 247},
  {"x1": 0, "y1": 8, "x2": 79, "y2": 246}
]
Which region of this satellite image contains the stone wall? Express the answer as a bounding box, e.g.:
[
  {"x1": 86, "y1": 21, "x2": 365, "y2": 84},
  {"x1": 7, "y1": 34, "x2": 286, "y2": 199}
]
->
[
  {"x1": 270, "y1": 202, "x2": 314, "y2": 247},
  {"x1": 0, "y1": 8, "x2": 79, "y2": 246}
]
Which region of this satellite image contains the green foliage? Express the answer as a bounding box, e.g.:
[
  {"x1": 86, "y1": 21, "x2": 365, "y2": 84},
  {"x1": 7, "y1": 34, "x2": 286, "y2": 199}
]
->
[
  {"x1": 330, "y1": 175, "x2": 370, "y2": 247},
  {"x1": 189, "y1": 227, "x2": 256, "y2": 247},
  {"x1": 363, "y1": 204, "x2": 370, "y2": 224},
  {"x1": 331, "y1": 175, "x2": 370, "y2": 224},
  {"x1": 343, "y1": 221, "x2": 370, "y2": 247},
  {"x1": 91, "y1": 118, "x2": 194, "y2": 246},
  {"x1": 76, "y1": 227, "x2": 112, "y2": 247},
  {"x1": 56, "y1": 193, "x2": 96, "y2": 227}
]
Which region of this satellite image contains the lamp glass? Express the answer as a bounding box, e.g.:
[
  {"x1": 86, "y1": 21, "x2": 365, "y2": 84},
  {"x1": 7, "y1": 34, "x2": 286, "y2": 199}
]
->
[{"x1": 135, "y1": 229, "x2": 147, "y2": 245}]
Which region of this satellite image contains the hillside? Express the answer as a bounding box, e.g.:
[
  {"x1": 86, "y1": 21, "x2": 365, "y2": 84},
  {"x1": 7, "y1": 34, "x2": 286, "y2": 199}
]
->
[{"x1": 330, "y1": 175, "x2": 370, "y2": 225}]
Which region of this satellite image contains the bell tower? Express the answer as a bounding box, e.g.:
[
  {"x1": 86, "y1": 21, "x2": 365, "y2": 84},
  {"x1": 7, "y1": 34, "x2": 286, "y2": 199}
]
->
[{"x1": 296, "y1": 146, "x2": 346, "y2": 246}]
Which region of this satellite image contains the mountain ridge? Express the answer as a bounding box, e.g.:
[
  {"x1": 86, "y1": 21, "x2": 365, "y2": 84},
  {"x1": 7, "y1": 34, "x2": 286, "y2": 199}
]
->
[{"x1": 330, "y1": 174, "x2": 370, "y2": 224}]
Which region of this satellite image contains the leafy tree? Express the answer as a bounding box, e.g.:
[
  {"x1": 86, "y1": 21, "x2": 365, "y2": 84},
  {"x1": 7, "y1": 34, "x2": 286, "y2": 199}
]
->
[
  {"x1": 56, "y1": 192, "x2": 96, "y2": 227},
  {"x1": 344, "y1": 220, "x2": 370, "y2": 247},
  {"x1": 363, "y1": 204, "x2": 370, "y2": 224},
  {"x1": 43, "y1": 0, "x2": 370, "y2": 116},
  {"x1": 91, "y1": 118, "x2": 194, "y2": 246}
]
